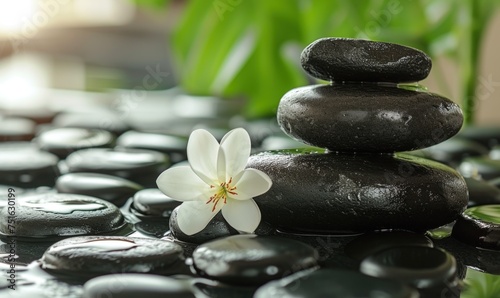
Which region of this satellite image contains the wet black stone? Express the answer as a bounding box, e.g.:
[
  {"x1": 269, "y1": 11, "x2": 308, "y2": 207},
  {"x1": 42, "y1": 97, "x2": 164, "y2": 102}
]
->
[
  {"x1": 83, "y1": 274, "x2": 196, "y2": 298},
  {"x1": 116, "y1": 131, "x2": 188, "y2": 163},
  {"x1": 35, "y1": 128, "x2": 115, "y2": 158},
  {"x1": 169, "y1": 207, "x2": 275, "y2": 244},
  {"x1": 300, "y1": 37, "x2": 431, "y2": 82},
  {"x1": 458, "y1": 126, "x2": 500, "y2": 149},
  {"x1": 414, "y1": 137, "x2": 489, "y2": 167},
  {"x1": 52, "y1": 111, "x2": 130, "y2": 135},
  {"x1": 255, "y1": 269, "x2": 418, "y2": 298},
  {"x1": 0, "y1": 193, "x2": 125, "y2": 239},
  {"x1": 64, "y1": 148, "x2": 169, "y2": 188},
  {"x1": 277, "y1": 84, "x2": 463, "y2": 152},
  {"x1": 452, "y1": 205, "x2": 500, "y2": 250},
  {"x1": 464, "y1": 177, "x2": 500, "y2": 206},
  {"x1": 248, "y1": 150, "x2": 468, "y2": 233},
  {"x1": 192, "y1": 234, "x2": 319, "y2": 286},
  {"x1": 56, "y1": 173, "x2": 143, "y2": 207},
  {"x1": 345, "y1": 231, "x2": 433, "y2": 261},
  {"x1": 132, "y1": 188, "x2": 180, "y2": 217},
  {"x1": 135, "y1": 221, "x2": 171, "y2": 238},
  {"x1": 0, "y1": 146, "x2": 59, "y2": 188},
  {"x1": 360, "y1": 246, "x2": 457, "y2": 289},
  {"x1": 41, "y1": 236, "x2": 187, "y2": 277},
  {"x1": 0, "y1": 117, "x2": 36, "y2": 142},
  {"x1": 459, "y1": 157, "x2": 500, "y2": 180}
]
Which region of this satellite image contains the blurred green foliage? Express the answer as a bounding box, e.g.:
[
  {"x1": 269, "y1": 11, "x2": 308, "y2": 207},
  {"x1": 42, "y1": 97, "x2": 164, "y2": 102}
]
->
[
  {"x1": 463, "y1": 269, "x2": 500, "y2": 298},
  {"x1": 138, "y1": 0, "x2": 499, "y2": 123}
]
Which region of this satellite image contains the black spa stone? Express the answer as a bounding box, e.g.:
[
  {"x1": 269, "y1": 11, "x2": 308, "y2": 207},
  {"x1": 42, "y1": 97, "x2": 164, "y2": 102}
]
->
[
  {"x1": 64, "y1": 148, "x2": 169, "y2": 187},
  {"x1": 415, "y1": 137, "x2": 489, "y2": 167},
  {"x1": 0, "y1": 117, "x2": 36, "y2": 142},
  {"x1": 464, "y1": 177, "x2": 500, "y2": 206},
  {"x1": 345, "y1": 231, "x2": 434, "y2": 261},
  {"x1": 56, "y1": 173, "x2": 143, "y2": 207},
  {"x1": 52, "y1": 111, "x2": 130, "y2": 136},
  {"x1": 300, "y1": 37, "x2": 431, "y2": 82},
  {"x1": 277, "y1": 84, "x2": 463, "y2": 152},
  {"x1": 192, "y1": 234, "x2": 319, "y2": 286},
  {"x1": 41, "y1": 236, "x2": 186, "y2": 277},
  {"x1": 359, "y1": 246, "x2": 457, "y2": 289},
  {"x1": 116, "y1": 131, "x2": 188, "y2": 163},
  {"x1": 35, "y1": 127, "x2": 115, "y2": 158},
  {"x1": 452, "y1": 205, "x2": 500, "y2": 250},
  {"x1": 82, "y1": 274, "x2": 196, "y2": 298},
  {"x1": 458, "y1": 126, "x2": 500, "y2": 149},
  {"x1": 247, "y1": 150, "x2": 468, "y2": 233},
  {"x1": 254, "y1": 269, "x2": 418, "y2": 298},
  {"x1": 0, "y1": 145, "x2": 59, "y2": 188},
  {"x1": 0, "y1": 193, "x2": 125, "y2": 239},
  {"x1": 132, "y1": 188, "x2": 180, "y2": 217},
  {"x1": 459, "y1": 157, "x2": 500, "y2": 180}
]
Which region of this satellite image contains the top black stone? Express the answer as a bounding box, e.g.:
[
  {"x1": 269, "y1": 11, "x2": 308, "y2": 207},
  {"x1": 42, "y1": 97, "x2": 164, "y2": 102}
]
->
[{"x1": 301, "y1": 37, "x2": 432, "y2": 83}]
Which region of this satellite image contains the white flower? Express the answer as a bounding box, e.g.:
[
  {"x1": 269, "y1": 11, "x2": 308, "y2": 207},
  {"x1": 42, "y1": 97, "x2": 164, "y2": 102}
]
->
[{"x1": 156, "y1": 128, "x2": 272, "y2": 235}]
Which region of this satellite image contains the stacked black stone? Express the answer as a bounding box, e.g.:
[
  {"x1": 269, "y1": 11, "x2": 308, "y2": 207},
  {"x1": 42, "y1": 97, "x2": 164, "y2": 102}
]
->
[{"x1": 248, "y1": 37, "x2": 469, "y2": 234}]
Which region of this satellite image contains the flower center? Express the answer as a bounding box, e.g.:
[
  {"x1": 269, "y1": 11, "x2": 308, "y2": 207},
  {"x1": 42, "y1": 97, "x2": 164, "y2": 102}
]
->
[{"x1": 206, "y1": 177, "x2": 237, "y2": 212}]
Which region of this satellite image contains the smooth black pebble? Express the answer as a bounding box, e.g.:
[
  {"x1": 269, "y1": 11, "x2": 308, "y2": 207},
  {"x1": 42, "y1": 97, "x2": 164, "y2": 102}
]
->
[
  {"x1": 0, "y1": 145, "x2": 59, "y2": 188},
  {"x1": 255, "y1": 269, "x2": 418, "y2": 298},
  {"x1": 459, "y1": 157, "x2": 500, "y2": 180},
  {"x1": 452, "y1": 205, "x2": 500, "y2": 250},
  {"x1": 415, "y1": 137, "x2": 489, "y2": 167},
  {"x1": 464, "y1": 177, "x2": 500, "y2": 206},
  {"x1": 132, "y1": 188, "x2": 180, "y2": 217},
  {"x1": 82, "y1": 274, "x2": 196, "y2": 298},
  {"x1": 0, "y1": 117, "x2": 36, "y2": 142},
  {"x1": 192, "y1": 234, "x2": 319, "y2": 286},
  {"x1": 56, "y1": 173, "x2": 143, "y2": 207},
  {"x1": 277, "y1": 84, "x2": 463, "y2": 152},
  {"x1": 64, "y1": 148, "x2": 169, "y2": 187},
  {"x1": 41, "y1": 236, "x2": 186, "y2": 277},
  {"x1": 36, "y1": 127, "x2": 115, "y2": 158},
  {"x1": 300, "y1": 37, "x2": 431, "y2": 82},
  {"x1": 0, "y1": 193, "x2": 125, "y2": 239}
]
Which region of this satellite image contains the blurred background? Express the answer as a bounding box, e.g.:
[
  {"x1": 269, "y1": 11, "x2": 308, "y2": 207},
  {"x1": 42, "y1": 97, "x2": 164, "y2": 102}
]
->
[{"x1": 0, "y1": 0, "x2": 499, "y2": 127}]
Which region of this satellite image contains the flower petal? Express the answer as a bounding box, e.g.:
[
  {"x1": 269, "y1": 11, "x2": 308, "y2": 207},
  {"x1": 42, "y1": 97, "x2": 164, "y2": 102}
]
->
[
  {"x1": 217, "y1": 146, "x2": 226, "y2": 183},
  {"x1": 222, "y1": 199, "x2": 261, "y2": 233},
  {"x1": 156, "y1": 166, "x2": 208, "y2": 202},
  {"x1": 176, "y1": 201, "x2": 221, "y2": 235},
  {"x1": 187, "y1": 129, "x2": 219, "y2": 184},
  {"x1": 220, "y1": 128, "x2": 251, "y2": 180},
  {"x1": 232, "y1": 168, "x2": 272, "y2": 200}
]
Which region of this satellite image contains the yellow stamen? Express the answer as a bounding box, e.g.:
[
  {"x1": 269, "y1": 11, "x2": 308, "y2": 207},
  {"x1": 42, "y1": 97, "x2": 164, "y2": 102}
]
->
[{"x1": 206, "y1": 177, "x2": 237, "y2": 212}]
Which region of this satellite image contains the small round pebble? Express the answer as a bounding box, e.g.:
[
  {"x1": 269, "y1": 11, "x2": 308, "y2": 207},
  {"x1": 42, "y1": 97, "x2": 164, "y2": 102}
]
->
[
  {"x1": 416, "y1": 137, "x2": 489, "y2": 167},
  {"x1": 0, "y1": 193, "x2": 125, "y2": 239},
  {"x1": 301, "y1": 37, "x2": 432, "y2": 82},
  {"x1": 459, "y1": 157, "x2": 500, "y2": 180},
  {"x1": 132, "y1": 188, "x2": 180, "y2": 217},
  {"x1": 464, "y1": 177, "x2": 500, "y2": 206},
  {"x1": 0, "y1": 117, "x2": 36, "y2": 141},
  {"x1": 64, "y1": 148, "x2": 169, "y2": 187},
  {"x1": 452, "y1": 205, "x2": 500, "y2": 250},
  {"x1": 83, "y1": 274, "x2": 196, "y2": 298},
  {"x1": 56, "y1": 173, "x2": 143, "y2": 206},
  {"x1": 0, "y1": 145, "x2": 59, "y2": 188},
  {"x1": 255, "y1": 269, "x2": 418, "y2": 298},
  {"x1": 35, "y1": 127, "x2": 115, "y2": 158},
  {"x1": 360, "y1": 246, "x2": 457, "y2": 289},
  {"x1": 41, "y1": 236, "x2": 186, "y2": 276},
  {"x1": 458, "y1": 126, "x2": 500, "y2": 149},
  {"x1": 192, "y1": 234, "x2": 319, "y2": 286}
]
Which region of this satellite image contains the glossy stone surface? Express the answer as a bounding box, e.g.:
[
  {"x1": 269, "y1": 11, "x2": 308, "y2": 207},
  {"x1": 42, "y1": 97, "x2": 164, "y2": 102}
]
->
[
  {"x1": 301, "y1": 37, "x2": 431, "y2": 82},
  {"x1": 0, "y1": 145, "x2": 59, "y2": 188},
  {"x1": 35, "y1": 128, "x2": 115, "y2": 158},
  {"x1": 459, "y1": 157, "x2": 500, "y2": 180},
  {"x1": 464, "y1": 178, "x2": 500, "y2": 206},
  {"x1": 56, "y1": 173, "x2": 143, "y2": 206},
  {"x1": 458, "y1": 126, "x2": 500, "y2": 149},
  {"x1": 277, "y1": 84, "x2": 463, "y2": 152},
  {"x1": 415, "y1": 137, "x2": 489, "y2": 167},
  {"x1": 345, "y1": 231, "x2": 433, "y2": 261},
  {"x1": 0, "y1": 117, "x2": 36, "y2": 142},
  {"x1": 248, "y1": 150, "x2": 468, "y2": 233},
  {"x1": 192, "y1": 235, "x2": 319, "y2": 286},
  {"x1": 360, "y1": 246, "x2": 457, "y2": 289},
  {"x1": 255, "y1": 269, "x2": 418, "y2": 298},
  {"x1": 132, "y1": 188, "x2": 180, "y2": 217},
  {"x1": 41, "y1": 236, "x2": 186, "y2": 277},
  {"x1": 64, "y1": 148, "x2": 169, "y2": 187},
  {"x1": 0, "y1": 193, "x2": 125, "y2": 239},
  {"x1": 452, "y1": 205, "x2": 500, "y2": 250},
  {"x1": 83, "y1": 274, "x2": 196, "y2": 298},
  {"x1": 116, "y1": 131, "x2": 188, "y2": 163},
  {"x1": 52, "y1": 111, "x2": 130, "y2": 136}
]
